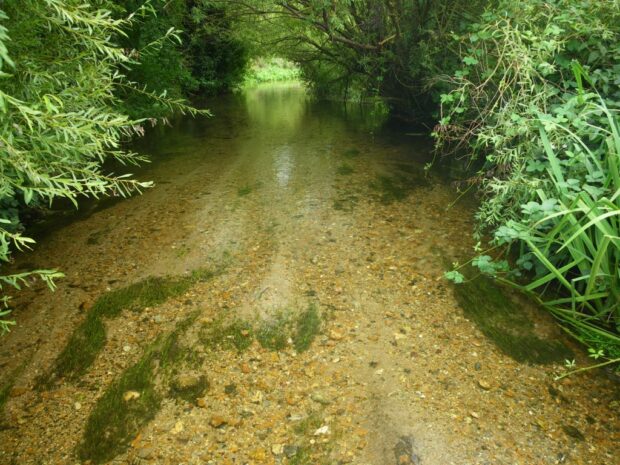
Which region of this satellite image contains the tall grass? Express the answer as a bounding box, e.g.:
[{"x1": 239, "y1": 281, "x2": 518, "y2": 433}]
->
[
  {"x1": 522, "y1": 98, "x2": 620, "y2": 367},
  {"x1": 447, "y1": 92, "x2": 620, "y2": 373}
]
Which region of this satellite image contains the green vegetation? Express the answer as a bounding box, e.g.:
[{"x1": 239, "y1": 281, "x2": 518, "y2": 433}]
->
[
  {"x1": 342, "y1": 148, "x2": 361, "y2": 159},
  {"x1": 292, "y1": 304, "x2": 321, "y2": 353},
  {"x1": 294, "y1": 411, "x2": 323, "y2": 436},
  {"x1": 0, "y1": 0, "x2": 221, "y2": 333},
  {"x1": 115, "y1": 0, "x2": 247, "y2": 117},
  {"x1": 48, "y1": 270, "x2": 214, "y2": 383},
  {"x1": 201, "y1": 305, "x2": 321, "y2": 353},
  {"x1": 336, "y1": 164, "x2": 354, "y2": 176},
  {"x1": 256, "y1": 316, "x2": 290, "y2": 351},
  {"x1": 78, "y1": 315, "x2": 195, "y2": 464},
  {"x1": 256, "y1": 306, "x2": 322, "y2": 352},
  {"x1": 238, "y1": 185, "x2": 253, "y2": 197},
  {"x1": 201, "y1": 319, "x2": 254, "y2": 352},
  {"x1": 242, "y1": 57, "x2": 300, "y2": 87},
  {"x1": 438, "y1": 0, "x2": 620, "y2": 371},
  {"x1": 226, "y1": 2, "x2": 620, "y2": 370},
  {"x1": 2, "y1": 0, "x2": 618, "y2": 379}
]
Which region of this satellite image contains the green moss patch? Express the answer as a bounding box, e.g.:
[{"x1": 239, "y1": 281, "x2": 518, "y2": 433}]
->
[
  {"x1": 238, "y1": 185, "x2": 253, "y2": 197},
  {"x1": 200, "y1": 305, "x2": 321, "y2": 354},
  {"x1": 78, "y1": 316, "x2": 195, "y2": 464},
  {"x1": 293, "y1": 304, "x2": 321, "y2": 353},
  {"x1": 257, "y1": 316, "x2": 289, "y2": 351},
  {"x1": 201, "y1": 319, "x2": 254, "y2": 352},
  {"x1": 451, "y1": 271, "x2": 572, "y2": 364},
  {"x1": 294, "y1": 411, "x2": 323, "y2": 435},
  {"x1": 48, "y1": 269, "x2": 215, "y2": 384},
  {"x1": 342, "y1": 148, "x2": 360, "y2": 158},
  {"x1": 336, "y1": 164, "x2": 354, "y2": 175}
]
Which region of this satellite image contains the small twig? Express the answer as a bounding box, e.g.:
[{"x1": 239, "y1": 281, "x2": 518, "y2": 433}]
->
[{"x1": 554, "y1": 357, "x2": 620, "y2": 381}]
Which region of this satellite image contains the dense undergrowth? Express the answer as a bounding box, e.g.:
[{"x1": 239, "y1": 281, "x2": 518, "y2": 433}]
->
[
  {"x1": 438, "y1": 0, "x2": 620, "y2": 372},
  {"x1": 241, "y1": 57, "x2": 300, "y2": 88}
]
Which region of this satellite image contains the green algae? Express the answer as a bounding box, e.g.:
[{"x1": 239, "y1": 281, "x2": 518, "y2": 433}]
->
[
  {"x1": 257, "y1": 305, "x2": 322, "y2": 352},
  {"x1": 256, "y1": 315, "x2": 289, "y2": 351},
  {"x1": 47, "y1": 269, "x2": 216, "y2": 384},
  {"x1": 342, "y1": 148, "x2": 360, "y2": 158},
  {"x1": 451, "y1": 271, "x2": 572, "y2": 364},
  {"x1": 200, "y1": 304, "x2": 321, "y2": 353},
  {"x1": 336, "y1": 163, "x2": 354, "y2": 175},
  {"x1": 201, "y1": 319, "x2": 254, "y2": 352},
  {"x1": 238, "y1": 185, "x2": 253, "y2": 196},
  {"x1": 78, "y1": 315, "x2": 196, "y2": 464},
  {"x1": 293, "y1": 304, "x2": 321, "y2": 353}
]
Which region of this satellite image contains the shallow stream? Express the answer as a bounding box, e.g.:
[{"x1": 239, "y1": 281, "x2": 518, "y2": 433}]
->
[{"x1": 0, "y1": 83, "x2": 617, "y2": 465}]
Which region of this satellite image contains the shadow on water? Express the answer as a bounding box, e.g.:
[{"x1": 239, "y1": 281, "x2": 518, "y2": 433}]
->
[{"x1": 450, "y1": 268, "x2": 573, "y2": 364}]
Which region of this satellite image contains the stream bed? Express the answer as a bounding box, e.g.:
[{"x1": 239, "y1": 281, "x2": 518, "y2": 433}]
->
[{"x1": 0, "y1": 83, "x2": 617, "y2": 465}]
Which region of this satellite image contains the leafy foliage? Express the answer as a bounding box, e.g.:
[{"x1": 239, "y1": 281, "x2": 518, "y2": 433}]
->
[
  {"x1": 226, "y1": 0, "x2": 484, "y2": 119},
  {"x1": 242, "y1": 56, "x2": 300, "y2": 87},
  {"x1": 115, "y1": 0, "x2": 248, "y2": 118},
  {"x1": 440, "y1": 0, "x2": 620, "y2": 369},
  {"x1": 0, "y1": 0, "x2": 205, "y2": 333}
]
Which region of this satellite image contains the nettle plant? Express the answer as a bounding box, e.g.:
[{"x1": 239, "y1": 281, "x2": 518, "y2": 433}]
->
[{"x1": 0, "y1": 1, "x2": 205, "y2": 333}]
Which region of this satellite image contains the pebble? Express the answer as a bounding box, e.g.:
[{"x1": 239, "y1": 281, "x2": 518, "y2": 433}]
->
[
  {"x1": 137, "y1": 447, "x2": 155, "y2": 459},
  {"x1": 173, "y1": 373, "x2": 203, "y2": 391},
  {"x1": 210, "y1": 415, "x2": 228, "y2": 428},
  {"x1": 477, "y1": 379, "x2": 492, "y2": 390},
  {"x1": 123, "y1": 390, "x2": 140, "y2": 402},
  {"x1": 171, "y1": 421, "x2": 184, "y2": 434},
  {"x1": 284, "y1": 445, "x2": 299, "y2": 457},
  {"x1": 310, "y1": 393, "x2": 331, "y2": 405},
  {"x1": 313, "y1": 425, "x2": 330, "y2": 435},
  {"x1": 251, "y1": 391, "x2": 263, "y2": 404},
  {"x1": 9, "y1": 387, "x2": 28, "y2": 398}
]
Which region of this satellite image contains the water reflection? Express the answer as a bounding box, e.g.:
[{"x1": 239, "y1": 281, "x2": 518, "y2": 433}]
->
[
  {"x1": 243, "y1": 82, "x2": 308, "y2": 131},
  {"x1": 274, "y1": 145, "x2": 293, "y2": 187}
]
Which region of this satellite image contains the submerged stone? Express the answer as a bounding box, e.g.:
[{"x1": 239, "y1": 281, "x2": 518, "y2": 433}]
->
[{"x1": 170, "y1": 373, "x2": 209, "y2": 402}]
